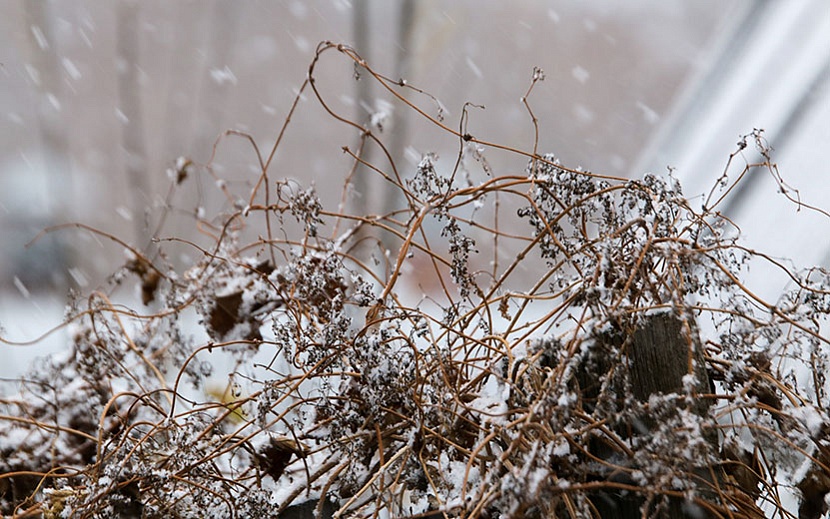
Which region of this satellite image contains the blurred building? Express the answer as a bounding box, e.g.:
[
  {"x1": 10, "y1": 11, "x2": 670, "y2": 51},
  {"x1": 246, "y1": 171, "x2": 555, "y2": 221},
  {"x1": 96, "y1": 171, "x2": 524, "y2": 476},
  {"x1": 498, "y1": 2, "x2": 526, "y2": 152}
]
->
[{"x1": 633, "y1": 0, "x2": 830, "y2": 300}]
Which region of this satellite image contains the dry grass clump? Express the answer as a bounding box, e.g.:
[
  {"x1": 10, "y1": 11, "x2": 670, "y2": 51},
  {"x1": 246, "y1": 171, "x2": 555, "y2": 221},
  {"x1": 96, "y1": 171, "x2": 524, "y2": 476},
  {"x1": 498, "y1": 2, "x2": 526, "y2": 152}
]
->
[{"x1": 3, "y1": 42, "x2": 830, "y2": 518}]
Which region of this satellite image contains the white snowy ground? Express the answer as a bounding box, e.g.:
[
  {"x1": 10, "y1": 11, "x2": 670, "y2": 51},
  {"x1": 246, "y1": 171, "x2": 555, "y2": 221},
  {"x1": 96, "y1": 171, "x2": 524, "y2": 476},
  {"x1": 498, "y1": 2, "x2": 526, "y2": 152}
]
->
[{"x1": 0, "y1": 293, "x2": 68, "y2": 395}]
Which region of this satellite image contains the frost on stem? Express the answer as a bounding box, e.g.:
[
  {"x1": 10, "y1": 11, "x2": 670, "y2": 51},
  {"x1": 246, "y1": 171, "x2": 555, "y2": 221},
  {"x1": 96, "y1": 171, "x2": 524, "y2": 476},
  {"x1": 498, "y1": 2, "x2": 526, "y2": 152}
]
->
[
  {"x1": 442, "y1": 217, "x2": 477, "y2": 299},
  {"x1": 407, "y1": 152, "x2": 450, "y2": 201},
  {"x1": 280, "y1": 181, "x2": 324, "y2": 237}
]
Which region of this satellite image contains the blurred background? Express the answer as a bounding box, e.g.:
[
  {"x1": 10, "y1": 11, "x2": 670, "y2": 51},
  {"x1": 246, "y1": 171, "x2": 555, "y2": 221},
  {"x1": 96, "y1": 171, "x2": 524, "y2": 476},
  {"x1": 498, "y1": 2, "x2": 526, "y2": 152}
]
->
[{"x1": 2, "y1": 1, "x2": 830, "y2": 374}]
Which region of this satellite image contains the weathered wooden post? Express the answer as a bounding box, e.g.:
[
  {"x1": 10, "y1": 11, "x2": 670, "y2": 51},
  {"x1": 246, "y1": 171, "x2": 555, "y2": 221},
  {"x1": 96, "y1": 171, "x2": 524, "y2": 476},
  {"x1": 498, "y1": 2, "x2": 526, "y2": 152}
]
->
[{"x1": 583, "y1": 312, "x2": 716, "y2": 519}]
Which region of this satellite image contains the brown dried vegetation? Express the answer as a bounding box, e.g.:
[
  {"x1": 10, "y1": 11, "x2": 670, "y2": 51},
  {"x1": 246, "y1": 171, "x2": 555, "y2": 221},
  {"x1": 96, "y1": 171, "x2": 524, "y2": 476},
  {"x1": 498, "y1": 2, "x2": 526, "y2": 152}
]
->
[{"x1": 2, "y1": 43, "x2": 830, "y2": 518}]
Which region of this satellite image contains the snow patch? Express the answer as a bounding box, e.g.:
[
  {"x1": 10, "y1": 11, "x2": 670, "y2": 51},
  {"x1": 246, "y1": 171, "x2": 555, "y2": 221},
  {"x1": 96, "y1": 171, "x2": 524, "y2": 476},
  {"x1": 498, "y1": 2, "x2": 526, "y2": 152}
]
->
[
  {"x1": 13, "y1": 277, "x2": 30, "y2": 299},
  {"x1": 46, "y1": 93, "x2": 61, "y2": 111},
  {"x1": 571, "y1": 66, "x2": 590, "y2": 84},
  {"x1": 210, "y1": 66, "x2": 237, "y2": 86},
  {"x1": 30, "y1": 25, "x2": 48, "y2": 50},
  {"x1": 547, "y1": 9, "x2": 560, "y2": 23},
  {"x1": 114, "y1": 107, "x2": 129, "y2": 124},
  {"x1": 465, "y1": 57, "x2": 483, "y2": 79},
  {"x1": 636, "y1": 100, "x2": 660, "y2": 124},
  {"x1": 61, "y1": 58, "x2": 82, "y2": 81}
]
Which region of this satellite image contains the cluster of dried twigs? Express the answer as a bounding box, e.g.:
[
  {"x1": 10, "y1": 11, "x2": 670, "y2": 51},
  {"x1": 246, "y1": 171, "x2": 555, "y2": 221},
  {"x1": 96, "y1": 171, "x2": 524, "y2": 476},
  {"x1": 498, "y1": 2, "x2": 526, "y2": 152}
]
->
[{"x1": 2, "y1": 42, "x2": 830, "y2": 518}]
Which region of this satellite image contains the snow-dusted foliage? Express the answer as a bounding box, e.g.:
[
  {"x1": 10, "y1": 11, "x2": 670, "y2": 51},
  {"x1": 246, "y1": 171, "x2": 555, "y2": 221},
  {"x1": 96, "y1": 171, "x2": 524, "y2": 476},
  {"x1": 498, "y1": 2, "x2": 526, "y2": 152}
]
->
[{"x1": 3, "y1": 44, "x2": 830, "y2": 519}]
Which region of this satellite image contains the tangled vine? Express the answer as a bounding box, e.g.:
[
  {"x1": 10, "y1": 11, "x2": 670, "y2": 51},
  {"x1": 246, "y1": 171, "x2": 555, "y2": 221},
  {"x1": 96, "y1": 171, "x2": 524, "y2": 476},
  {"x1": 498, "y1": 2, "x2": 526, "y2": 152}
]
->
[{"x1": 2, "y1": 42, "x2": 830, "y2": 519}]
